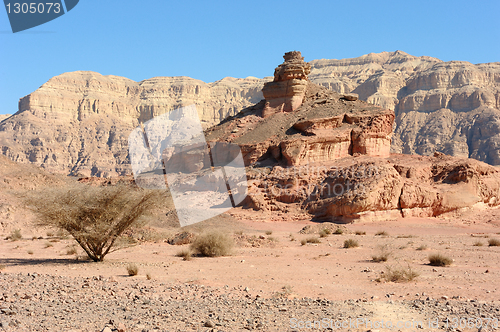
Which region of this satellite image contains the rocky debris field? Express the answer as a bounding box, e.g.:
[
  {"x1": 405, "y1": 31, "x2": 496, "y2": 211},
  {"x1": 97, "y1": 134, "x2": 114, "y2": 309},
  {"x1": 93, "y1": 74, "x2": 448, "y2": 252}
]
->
[{"x1": 1, "y1": 272, "x2": 499, "y2": 332}]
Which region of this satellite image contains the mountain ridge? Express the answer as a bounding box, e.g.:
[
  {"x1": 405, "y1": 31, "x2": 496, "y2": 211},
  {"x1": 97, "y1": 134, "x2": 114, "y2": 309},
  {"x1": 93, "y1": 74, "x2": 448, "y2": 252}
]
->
[{"x1": 1, "y1": 51, "x2": 499, "y2": 176}]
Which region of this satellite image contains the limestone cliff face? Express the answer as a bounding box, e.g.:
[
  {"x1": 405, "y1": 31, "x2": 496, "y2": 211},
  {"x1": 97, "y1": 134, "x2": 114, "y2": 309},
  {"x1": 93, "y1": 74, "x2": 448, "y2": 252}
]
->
[
  {"x1": 309, "y1": 52, "x2": 500, "y2": 165},
  {"x1": 0, "y1": 72, "x2": 266, "y2": 176},
  {"x1": 0, "y1": 115, "x2": 10, "y2": 122}
]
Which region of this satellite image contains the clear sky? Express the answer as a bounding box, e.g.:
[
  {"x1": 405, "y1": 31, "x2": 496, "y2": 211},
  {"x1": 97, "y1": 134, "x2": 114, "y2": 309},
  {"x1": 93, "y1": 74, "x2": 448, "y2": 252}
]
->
[{"x1": 0, "y1": 0, "x2": 498, "y2": 115}]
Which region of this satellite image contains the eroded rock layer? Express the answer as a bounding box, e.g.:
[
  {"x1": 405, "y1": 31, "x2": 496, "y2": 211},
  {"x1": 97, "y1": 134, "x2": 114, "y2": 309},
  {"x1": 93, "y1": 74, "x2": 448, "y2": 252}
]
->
[
  {"x1": 0, "y1": 51, "x2": 499, "y2": 177},
  {"x1": 243, "y1": 153, "x2": 500, "y2": 222},
  {"x1": 309, "y1": 52, "x2": 500, "y2": 164},
  {"x1": 0, "y1": 72, "x2": 265, "y2": 176},
  {"x1": 205, "y1": 83, "x2": 394, "y2": 166},
  {"x1": 262, "y1": 51, "x2": 311, "y2": 117}
]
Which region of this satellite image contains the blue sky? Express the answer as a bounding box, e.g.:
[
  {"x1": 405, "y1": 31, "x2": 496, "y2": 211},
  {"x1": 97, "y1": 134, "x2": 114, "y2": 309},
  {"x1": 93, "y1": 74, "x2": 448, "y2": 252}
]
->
[{"x1": 0, "y1": 0, "x2": 498, "y2": 115}]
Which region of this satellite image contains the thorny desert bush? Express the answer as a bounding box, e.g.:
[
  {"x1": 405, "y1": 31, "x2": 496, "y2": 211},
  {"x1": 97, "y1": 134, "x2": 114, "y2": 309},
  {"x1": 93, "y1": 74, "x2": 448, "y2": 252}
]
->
[
  {"x1": 190, "y1": 231, "x2": 233, "y2": 257},
  {"x1": 381, "y1": 264, "x2": 419, "y2": 282},
  {"x1": 416, "y1": 244, "x2": 428, "y2": 251},
  {"x1": 8, "y1": 229, "x2": 22, "y2": 241},
  {"x1": 319, "y1": 229, "x2": 331, "y2": 238},
  {"x1": 301, "y1": 237, "x2": 321, "y2": 245},
  {"x1": 26, "y1": 183, "x2": 164, "y2": 262},
  {"x1": 333, "y1": 228, "x2": 343, "y2": 235},
  {"x1": 176, "y1": 248, "x2": 192, "y2": 261},
  {"x1": 372, "y1": 245, "x2": 391, "y2": 262}
]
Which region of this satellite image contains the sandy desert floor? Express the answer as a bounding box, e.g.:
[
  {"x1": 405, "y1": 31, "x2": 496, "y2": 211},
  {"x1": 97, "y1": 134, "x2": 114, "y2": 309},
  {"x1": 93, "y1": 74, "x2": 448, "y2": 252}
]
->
[{"x1": 1, "y1": 210, "x2": 500, "y2": 331}]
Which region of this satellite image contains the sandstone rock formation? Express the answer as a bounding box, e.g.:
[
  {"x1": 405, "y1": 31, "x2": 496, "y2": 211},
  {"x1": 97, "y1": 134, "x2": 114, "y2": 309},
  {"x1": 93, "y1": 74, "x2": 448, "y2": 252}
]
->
[
  {"x1": 205, "y1": 82, "x2": 394, "y2": 166},
  {"x1": 0, "y1": 51, "x2": 499, "y2": 177},
  {"x1": 243, "y1": 153, "x2": 500, "y2": 222},
  {"x1": 309, "y1": 52, "x2": 500, "y2": 164},
  {"x1": 261, "y1": 51, "x2": 311, "y2": 117},
  {"x1": 0, "y1": 114, "x2": 10, "y2": 122}
]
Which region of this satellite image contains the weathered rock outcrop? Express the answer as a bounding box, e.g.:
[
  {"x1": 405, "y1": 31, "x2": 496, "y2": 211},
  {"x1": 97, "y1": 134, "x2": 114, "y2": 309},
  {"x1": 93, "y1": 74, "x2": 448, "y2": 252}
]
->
[
  {"x1": 309, "y1": 53, "x2": 500, "y2": 164},
  {"x1": 1, "y1": 51, "x2": 499, "y2": 177},
  {"x1": 0, "y1": 114, "x2": 10, "y2": 122},
  {"x1": 261, "y1": 51, "x2": 311, "y2": 117},
  {"x1": 0, "y1": 72, "x2": 266, "y2": 176},
  {"x1": 243, "y1": 153, "x2": 500, "y2": 222},
  {"x1": 205, "y1": 78, "x2": 394, "y2": 166}
]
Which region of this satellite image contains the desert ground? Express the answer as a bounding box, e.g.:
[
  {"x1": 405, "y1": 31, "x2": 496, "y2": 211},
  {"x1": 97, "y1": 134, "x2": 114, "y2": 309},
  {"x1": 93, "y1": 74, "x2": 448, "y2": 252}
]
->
[{"x1": 1, "y1": 207, "x2": 500, "y2": 332}]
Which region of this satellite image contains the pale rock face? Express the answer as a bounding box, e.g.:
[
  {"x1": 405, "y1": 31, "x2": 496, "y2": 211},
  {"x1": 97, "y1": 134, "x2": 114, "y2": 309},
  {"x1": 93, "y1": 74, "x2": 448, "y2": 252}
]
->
[
  {"x1": 310, "y1": 53, "x2": 500, "y2": 164},
  {"x1": 0, "y1": 72, "x2": 267, "y2": 176},
  {"x1": 0, "y1": 115, "x2": 10, "y2": 122}
]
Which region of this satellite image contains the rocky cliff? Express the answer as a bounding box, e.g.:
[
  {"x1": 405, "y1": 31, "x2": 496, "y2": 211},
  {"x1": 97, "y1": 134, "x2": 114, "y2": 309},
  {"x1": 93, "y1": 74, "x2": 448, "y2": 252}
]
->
[
  {"x1": 243, "y1": 153, "x2": 500, "y2": 222},
  {"x1": 309, "y1": 52, "x2": 500, "y2": 164},
  {"x1": 0, "y1": 115, "x2": 10, "y2": 122},
  {"x1": 205, "y1": 82, "x2": 394, "y2": 166},
  {"x1": 0, "y1": 51, "x2": 498, "y2": 176},
  {"x1": 0, "y1": 72, "x2": 266, "y2": 176}
]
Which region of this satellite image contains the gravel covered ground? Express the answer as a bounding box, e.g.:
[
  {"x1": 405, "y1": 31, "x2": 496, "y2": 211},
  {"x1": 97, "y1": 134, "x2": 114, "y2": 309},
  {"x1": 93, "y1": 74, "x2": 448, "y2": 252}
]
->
[{"x1": 1, "y1": 272, "x2": 499, "y2": 332}]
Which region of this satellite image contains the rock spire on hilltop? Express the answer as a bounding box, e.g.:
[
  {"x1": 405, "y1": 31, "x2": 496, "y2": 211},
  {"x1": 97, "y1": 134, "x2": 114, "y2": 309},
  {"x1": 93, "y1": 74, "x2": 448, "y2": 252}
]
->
[
  {"x1": 261, "y1": 51, "x2": 311, "y2": 117},
  {"x1": 205, "y1": 51, "x2": 394, "y2": 166}
]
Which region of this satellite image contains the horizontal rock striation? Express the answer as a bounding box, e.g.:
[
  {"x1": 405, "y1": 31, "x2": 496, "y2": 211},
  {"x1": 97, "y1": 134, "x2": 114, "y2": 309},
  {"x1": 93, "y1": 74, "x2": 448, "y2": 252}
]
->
[
  {"x1": 261, "y1": 51, "x2": 311, "y2": 117},
  {"x1": 0, "y1": 72, "x2": 266, "y2": 176},
  {"x1": 309, "y1": 52, "x2": 500, "y2": 165},
  {"x1": 1, "y1": 51, "x2": 499, "y2": 177},
  {"x1": 243, "y1": 153, "x2": 500, "y2": 222},
  {"x1": 205, "y1": 82, "x2": 394, "y2": 167}
]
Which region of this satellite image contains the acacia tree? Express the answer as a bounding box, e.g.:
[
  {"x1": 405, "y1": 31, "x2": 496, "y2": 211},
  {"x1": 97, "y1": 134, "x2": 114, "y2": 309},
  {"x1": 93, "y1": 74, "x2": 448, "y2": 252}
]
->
[{"x1": 27, "y1": 183, "x2": 163, "y2": 262}]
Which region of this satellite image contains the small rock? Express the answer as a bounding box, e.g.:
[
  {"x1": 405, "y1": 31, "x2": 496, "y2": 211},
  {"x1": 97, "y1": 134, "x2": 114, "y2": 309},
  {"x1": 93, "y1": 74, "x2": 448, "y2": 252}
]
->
[
  {"x1": 204, "y1": 320, "x2": 215, "y2": 328},
  {"x1": 101, "y1": 327, "x2": 112, "y2": 332},
  {"x1": 343, "y1": 94, "x2": 358, "y2": 101}
]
